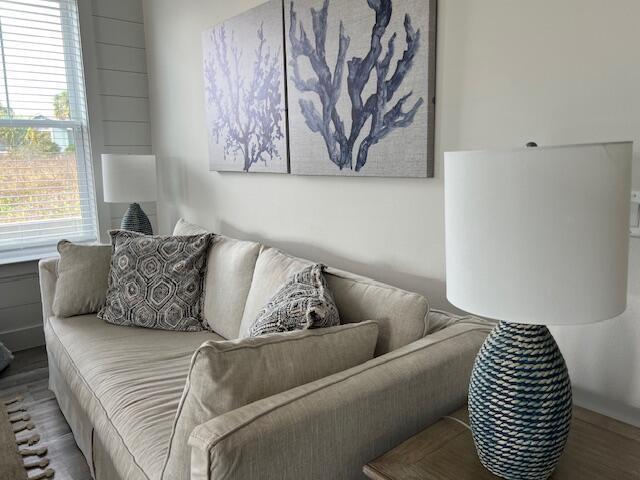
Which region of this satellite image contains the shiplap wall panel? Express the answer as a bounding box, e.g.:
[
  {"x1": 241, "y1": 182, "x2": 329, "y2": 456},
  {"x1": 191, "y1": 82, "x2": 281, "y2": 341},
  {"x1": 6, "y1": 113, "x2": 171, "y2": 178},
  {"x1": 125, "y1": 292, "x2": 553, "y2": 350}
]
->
[
  {"x1": 92, "y1": 0, "x2": 153, "y2": 232},
  {"x1": 0, "y1": 303, "x2": 43, "y2": 333},
  {"x1": 98, "y1": 70, "x2": 148, "y2": 97},
  {"x1": 100, "y1": 96, "x2": 150, "y2": 122},
  {"x1": 96, "y1": 43, "x2": 147, "y2": 73},
  {"x1": 0, "y1": 325, "x2": 45, "y2": 352},
  {"x1": 0, "y1": 261, "x2": 43, "y2": 351},
  {"x1": 91, "y1": 0, "x2": 143, "y2": 23},
  {"x1": 0, "y1": 260, "x2": 38, "y2": 278},
  {"x1": 102, "y1": 121, "x2": 151, "y2": 146},
  {"x1": 0, "y1": 276, "x2": 41, "y2": 310},
  {"x1": 94, "y1": 16, "x2": 145, "y2": 48}
]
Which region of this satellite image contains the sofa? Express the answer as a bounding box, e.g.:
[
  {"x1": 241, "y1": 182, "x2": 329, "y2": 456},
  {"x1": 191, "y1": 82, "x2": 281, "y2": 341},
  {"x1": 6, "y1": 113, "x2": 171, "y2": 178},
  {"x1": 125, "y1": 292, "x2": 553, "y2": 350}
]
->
[{"x1": 38, "y1": 218, "x2": 492, "y2": 480}]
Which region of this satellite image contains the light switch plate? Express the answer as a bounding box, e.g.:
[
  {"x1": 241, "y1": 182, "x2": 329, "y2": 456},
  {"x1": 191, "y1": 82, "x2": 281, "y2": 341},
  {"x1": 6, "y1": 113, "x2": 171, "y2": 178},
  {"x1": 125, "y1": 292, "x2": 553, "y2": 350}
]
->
[{"x1": 631, "y1": 191, "x2": 640, "y2": 237}]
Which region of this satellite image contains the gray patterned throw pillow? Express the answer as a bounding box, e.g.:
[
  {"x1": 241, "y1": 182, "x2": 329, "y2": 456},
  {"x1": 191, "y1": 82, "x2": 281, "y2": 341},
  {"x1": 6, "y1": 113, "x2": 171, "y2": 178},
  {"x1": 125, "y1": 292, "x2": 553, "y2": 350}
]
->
[
  {"x1": 98, "y1": 230, "x2": 213, "y2": 331},
  {"x1": 249, "y1": 264, "x2": 340, "y2": 337}
]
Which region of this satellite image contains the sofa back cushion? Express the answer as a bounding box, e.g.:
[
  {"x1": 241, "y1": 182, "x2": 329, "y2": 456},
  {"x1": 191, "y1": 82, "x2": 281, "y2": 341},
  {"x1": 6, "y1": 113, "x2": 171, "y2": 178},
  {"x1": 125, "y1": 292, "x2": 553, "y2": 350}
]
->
[
  {"x1": 239, "y1": 247, "x2": 429, "y2": 354},
  {"x1": 161, "y1": 321, "x2": 379, "y2": 480},
  {"x1": 175, "y1": 220, "x2": 429, "y2": 350},
  {"x1": 173, "y1": 219, "x2": 260, "y2": 338},
  {"x1": 238, "y1": 247, "x2": 313, "y2": 337},
  {"x1": 172, "y1": 218, "x2": 208, "y2": 236},
  {"x1": 324, "y1": 268, "x2": 429, "y2": 354}
]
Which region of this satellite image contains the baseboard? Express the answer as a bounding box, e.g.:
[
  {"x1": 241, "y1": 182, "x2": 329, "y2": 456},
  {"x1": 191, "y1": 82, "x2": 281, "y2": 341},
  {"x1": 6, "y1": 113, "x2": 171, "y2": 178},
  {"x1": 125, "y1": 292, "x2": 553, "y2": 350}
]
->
[
  {"x1": 0, "y1": 324, "x2": 45, "y2": 352},
  {"x1": 573, "y1": 387, "x2": 640, "y2": 427}
]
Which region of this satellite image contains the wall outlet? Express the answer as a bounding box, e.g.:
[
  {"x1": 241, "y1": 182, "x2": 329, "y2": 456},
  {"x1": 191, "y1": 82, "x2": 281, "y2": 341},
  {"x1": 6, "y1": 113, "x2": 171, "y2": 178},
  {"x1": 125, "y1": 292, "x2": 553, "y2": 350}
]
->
[{"x1": 631, "y1": 191, "x2": 640, "y2": 237}]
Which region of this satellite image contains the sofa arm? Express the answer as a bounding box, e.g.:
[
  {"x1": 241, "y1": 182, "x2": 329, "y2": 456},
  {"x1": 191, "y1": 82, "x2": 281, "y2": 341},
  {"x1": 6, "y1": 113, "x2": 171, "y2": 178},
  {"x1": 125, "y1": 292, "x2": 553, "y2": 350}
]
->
[
  {"x1": 38, "y1": 257, "x2": 59, "y2": 326},
  {"x1": 188, "y1": 319, "x2": 492, "y2": 480}
]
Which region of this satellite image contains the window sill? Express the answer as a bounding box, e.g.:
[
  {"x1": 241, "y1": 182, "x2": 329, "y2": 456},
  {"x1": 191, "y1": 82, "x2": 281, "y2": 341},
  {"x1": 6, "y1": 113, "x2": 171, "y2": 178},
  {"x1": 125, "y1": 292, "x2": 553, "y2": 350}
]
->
[{"x1": 0, "y1": 249, "x2": 60, "y2": 266}]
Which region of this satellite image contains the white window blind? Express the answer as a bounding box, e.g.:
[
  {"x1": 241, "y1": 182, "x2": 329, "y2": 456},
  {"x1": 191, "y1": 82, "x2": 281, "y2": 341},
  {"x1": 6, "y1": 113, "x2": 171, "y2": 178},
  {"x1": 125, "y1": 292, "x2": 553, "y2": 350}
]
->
[{"x1": 0, "y1": 0, "x2": 97, "y2": 263}]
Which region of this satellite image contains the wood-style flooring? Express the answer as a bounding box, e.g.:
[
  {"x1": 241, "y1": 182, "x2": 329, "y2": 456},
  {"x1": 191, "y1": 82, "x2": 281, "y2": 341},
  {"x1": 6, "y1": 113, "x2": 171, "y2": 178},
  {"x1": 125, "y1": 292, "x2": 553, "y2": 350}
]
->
[{"x1": 0, "y1": 346, "x2": 91, "y2": 480}]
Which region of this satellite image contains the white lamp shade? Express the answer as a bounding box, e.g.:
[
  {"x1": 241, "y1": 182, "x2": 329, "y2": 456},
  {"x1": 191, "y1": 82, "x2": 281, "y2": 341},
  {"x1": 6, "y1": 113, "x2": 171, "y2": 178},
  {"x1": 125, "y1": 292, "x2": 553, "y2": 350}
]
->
[
  {"x1": 101, "y1": 154, "x2": 157, "y2": 203},
  {"x1": 445, "y1": 142, "x2": 632, "y2": 325}
]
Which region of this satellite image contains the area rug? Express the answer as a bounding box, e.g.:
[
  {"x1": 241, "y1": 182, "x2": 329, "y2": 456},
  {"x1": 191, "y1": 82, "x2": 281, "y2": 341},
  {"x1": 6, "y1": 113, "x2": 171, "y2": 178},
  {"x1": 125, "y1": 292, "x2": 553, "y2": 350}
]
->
[{"x1": 0, "y1": 395, "x2": 54, "y2": 480}]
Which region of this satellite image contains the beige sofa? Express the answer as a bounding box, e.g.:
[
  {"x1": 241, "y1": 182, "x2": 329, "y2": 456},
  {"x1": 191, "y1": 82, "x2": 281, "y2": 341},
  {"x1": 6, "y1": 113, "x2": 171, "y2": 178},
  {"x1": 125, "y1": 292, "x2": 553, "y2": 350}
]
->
[{"x1": 38, "y1": 219, "x2": 491, "y2": 480}]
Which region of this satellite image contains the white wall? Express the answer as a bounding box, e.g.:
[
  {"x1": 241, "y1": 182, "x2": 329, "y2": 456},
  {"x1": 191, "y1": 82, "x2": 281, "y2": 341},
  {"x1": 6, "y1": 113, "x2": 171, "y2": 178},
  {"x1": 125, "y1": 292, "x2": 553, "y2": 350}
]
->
[
  {"x1": 142, "y1": 0, "x2": 640, "y2": 424},
  {"x1": 0, "y1": 0, "x2": 152, "y2": 351}
]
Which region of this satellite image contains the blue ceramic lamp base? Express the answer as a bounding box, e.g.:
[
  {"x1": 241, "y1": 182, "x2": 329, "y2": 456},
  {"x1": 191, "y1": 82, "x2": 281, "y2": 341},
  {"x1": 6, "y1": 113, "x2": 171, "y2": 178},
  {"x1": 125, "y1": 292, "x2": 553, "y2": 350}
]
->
[
  {"x1": 469, "y1": 321, "x2": 573, "y2": 480},
  {"x1": 121, "y1": 202, "x2": 153, "y2": 235}
]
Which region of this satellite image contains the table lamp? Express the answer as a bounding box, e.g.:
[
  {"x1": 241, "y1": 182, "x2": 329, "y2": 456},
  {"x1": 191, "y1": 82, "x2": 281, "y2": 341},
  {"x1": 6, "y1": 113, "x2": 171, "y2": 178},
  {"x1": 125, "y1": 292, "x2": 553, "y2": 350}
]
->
[
  {"x1": 444, "y1": 142, "x2": 631, "y2": 479},
  {"x1": 101, "y1": 154, "x2": 157, "y2": 235}
]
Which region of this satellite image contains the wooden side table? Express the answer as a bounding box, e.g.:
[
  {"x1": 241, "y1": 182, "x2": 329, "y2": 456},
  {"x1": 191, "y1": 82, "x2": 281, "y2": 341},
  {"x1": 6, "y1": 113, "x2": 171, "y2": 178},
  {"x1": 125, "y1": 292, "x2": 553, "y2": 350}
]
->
[{"x1": 364, "y1": 406, "x2": 640, "y2": 479}]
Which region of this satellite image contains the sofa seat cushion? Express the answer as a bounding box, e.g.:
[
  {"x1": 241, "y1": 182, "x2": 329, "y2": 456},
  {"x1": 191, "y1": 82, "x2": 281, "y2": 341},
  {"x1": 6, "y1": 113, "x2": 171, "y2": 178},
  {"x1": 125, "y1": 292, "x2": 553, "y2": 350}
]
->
[{"x1": 45, "y1": 314, "x2": 222, "y2": 480}]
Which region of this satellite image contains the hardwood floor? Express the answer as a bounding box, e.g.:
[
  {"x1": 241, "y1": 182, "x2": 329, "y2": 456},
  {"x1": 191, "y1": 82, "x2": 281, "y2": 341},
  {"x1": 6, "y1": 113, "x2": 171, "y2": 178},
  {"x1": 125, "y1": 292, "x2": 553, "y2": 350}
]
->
[{"x1": 0, "y1": 346, "x2": 92, "y2": 480}]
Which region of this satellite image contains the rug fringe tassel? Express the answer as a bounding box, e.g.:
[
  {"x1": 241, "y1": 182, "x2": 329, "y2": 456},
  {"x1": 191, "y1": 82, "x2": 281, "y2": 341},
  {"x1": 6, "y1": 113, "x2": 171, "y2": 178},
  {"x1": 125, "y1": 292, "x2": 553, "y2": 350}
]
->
[
  {"x1": 24, "y1": 457, "x2": 49, "y2": 469},
  {"x1": 7, "y1": 404, "x2": 27, "y2": 414},
  {"x1": 27, "y1": 468, "x2": 55, "y2": 480},
  {"x1": 16, "y1": 433, "x2": 41, "y2": 446},
  {"x1": 19, "y1": 446, "x2": 47, "y2": 457},
  {"x1": 3, "y1": 395, "x2": 24, "y2": 405},
  {"x1": 4, "y1": 396, "x2": 55, "y2": 479},
  {"x1": 10, "y1": 413, "x2": 31, "y2": 423},
  {"x1": 13, "y1": 420, "x2": 35, "y2": 433}
]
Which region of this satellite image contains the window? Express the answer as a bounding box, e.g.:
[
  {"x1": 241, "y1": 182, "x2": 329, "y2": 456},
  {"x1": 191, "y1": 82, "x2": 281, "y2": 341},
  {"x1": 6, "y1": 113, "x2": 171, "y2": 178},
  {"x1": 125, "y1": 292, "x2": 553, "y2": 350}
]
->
[{"x1": 0, "y1": 0, "x2": 97, "y2": 263}]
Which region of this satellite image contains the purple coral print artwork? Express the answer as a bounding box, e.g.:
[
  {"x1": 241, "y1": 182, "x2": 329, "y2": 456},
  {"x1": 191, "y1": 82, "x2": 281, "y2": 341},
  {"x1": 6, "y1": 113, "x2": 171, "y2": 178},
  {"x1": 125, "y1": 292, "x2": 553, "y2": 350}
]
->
[
  {"x1": 202, "y1": 1, "x2": 288, "y2": 173},
  {"x1": 286, "y1": 0, "x2": 436, "y2": 177}
]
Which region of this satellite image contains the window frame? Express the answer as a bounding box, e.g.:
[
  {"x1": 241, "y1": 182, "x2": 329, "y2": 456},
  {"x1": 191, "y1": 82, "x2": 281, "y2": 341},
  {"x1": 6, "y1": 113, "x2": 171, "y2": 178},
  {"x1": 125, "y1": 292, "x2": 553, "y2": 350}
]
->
[{"x1": 0, "y1": 0, "x2": 98, "y2": 264}]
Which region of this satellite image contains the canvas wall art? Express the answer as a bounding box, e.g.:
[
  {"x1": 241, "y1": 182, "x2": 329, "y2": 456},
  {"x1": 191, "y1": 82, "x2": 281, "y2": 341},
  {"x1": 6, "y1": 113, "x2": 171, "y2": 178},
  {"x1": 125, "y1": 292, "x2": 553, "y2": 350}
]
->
[
  {"x1": 202, "y1": 0, "x2": 288, "y2": 173},
  {"x1": 285, "y1": 0, "x2": 436, "y2": 177}
]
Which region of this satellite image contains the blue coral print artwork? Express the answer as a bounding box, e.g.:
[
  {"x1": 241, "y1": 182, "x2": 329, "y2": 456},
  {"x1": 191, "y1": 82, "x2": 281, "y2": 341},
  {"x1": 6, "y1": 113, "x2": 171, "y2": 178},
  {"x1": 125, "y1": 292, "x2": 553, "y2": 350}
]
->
[
  {"x1": 202, "y1": 1, "x2": 288, "y2": 173},
  {"x1": 286, "y1": 0, "x2": 436, "y2": 177},
  {"x1": 202, "y1": 0, "x2": 436, "y2": 177}
]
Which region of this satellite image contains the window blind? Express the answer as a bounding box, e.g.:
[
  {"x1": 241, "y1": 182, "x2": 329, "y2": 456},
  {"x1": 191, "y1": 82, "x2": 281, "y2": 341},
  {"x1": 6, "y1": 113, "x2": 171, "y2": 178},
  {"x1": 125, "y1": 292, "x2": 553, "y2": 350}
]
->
[{"x1": 0, "y1": 0, "x2": 97, "y2": 263}]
